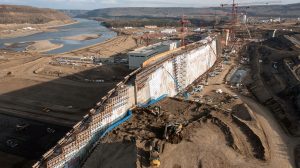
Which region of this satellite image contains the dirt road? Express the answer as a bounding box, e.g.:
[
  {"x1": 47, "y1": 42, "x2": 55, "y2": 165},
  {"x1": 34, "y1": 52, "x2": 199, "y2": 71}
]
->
[{"x1": 201, "y1": 52, "x2": 300, "y2": 168}]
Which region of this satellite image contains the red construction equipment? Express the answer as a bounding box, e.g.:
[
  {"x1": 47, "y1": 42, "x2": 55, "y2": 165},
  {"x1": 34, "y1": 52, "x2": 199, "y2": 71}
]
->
[
  {"x1": 179, "y1": 15, "x2": 190, "y2": 47},
  {"x1": 220, "y1": 0, "x2": 281, "y2": 43},
  {"x1": 220, "y1": 0, "x2": 282, "y2": 26}
]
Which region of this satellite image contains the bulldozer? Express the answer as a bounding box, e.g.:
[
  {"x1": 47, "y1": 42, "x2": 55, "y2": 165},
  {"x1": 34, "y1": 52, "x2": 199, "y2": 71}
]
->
[
  {"x1": 163, "y1": 122, "x2": 183, "y2": 141},
  {"x1": 149, "y1": 139, "x2": 161, "y2": 168}
]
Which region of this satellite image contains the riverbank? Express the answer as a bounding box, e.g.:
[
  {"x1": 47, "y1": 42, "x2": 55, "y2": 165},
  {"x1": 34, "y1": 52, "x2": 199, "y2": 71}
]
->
[
  {"x1": 0, "y1": 18, "x2": 118, "y2": 54},
  {"x1": 57, "y1": 35, "x2": 137, "y2": 58},
  {"x1": 0, "y1": 20, "x2": 77, "y2": 39}
]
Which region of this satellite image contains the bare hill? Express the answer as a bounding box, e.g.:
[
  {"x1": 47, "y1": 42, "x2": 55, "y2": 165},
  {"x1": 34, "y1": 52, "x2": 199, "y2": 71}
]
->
[
  {"x1": 0, "y1": 5, "x2": 73, "y2": 24},
  {"x1": 59, "y1": 9, "x2": 89, "y2": 18},
  {"x1": 79, "y1": 3, "x2": 300, "y2": 18}
]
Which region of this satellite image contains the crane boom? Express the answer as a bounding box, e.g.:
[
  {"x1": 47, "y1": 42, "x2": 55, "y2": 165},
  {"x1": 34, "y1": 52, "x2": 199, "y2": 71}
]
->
[{"x1": 221, "y1": 0, "x2": 281, "y2": 25}]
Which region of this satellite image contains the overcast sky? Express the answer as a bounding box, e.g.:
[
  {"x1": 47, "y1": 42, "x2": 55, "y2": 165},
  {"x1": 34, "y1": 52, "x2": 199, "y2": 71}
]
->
[{"x1": 0, "y1": 0, "x2": 299, "y2": 10}]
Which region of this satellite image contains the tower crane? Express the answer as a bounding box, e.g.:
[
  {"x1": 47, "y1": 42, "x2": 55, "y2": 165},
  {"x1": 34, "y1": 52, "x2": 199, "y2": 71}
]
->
[
  {"x1": 179, "y1": 15, "x2": 191, "y2": 47},
  {"x1": 221, "y1": 0, "x2": 281, "y2": 25},
  {"x1": 220, "y1": 0, "x2": 281, "y2": 43}
]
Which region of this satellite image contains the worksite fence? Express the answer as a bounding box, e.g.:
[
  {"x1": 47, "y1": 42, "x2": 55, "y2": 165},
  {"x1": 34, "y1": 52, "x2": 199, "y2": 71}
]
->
[{"x1": 33, "y1": 35, "x2": 221, "y2": 168}]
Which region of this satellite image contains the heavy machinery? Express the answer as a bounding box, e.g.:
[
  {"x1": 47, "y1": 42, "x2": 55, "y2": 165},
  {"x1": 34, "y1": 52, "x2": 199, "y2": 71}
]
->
[
  {"x1": 16, "y1": 123, "x2": 30, "y2": 131},
  {"x1": 163, "y1": 122, "x2": 183, "y2": 141},
  {"x1": 179, "y1": 15, "x2": 191, "y2": 47},
  {"x1": 220, "y1": 0, "x2": 281, "y2": 26},
  {"x1": 149, "y1": 139, "x2": 161, "y2": 168},
  {"x1": 144, "y1": 106, "x2": 162, "y2": 116}
]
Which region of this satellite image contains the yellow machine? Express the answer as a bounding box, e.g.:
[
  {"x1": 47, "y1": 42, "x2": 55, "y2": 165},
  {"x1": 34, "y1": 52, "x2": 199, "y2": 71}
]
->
[
  {"x1": 150, "y1": 158, "x2": 160, "y2": 168},
  {"x1": 149, "y1": 139, "x2": 161, "y2": 168}
]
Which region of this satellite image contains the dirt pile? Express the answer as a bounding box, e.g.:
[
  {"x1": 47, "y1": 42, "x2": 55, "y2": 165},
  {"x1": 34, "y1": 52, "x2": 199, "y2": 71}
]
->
[
  {"x1": 99, "y1": 91, "x2": 270, "y2": 168},
  {"x1": 26, "y1": 40, "x2": 63, "y2": 53},
  {"x1": 63, "y1": 34, "x2": 101, "y2": 41},
  {"x1": 232, "y1": 104, "x2": 252, "y2": 121}
]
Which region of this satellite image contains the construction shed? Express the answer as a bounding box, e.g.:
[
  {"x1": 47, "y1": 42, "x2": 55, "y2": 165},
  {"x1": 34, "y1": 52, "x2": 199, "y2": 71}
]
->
[{"x1": 128, "y1": 40, "x2": 179, "y2": 69}]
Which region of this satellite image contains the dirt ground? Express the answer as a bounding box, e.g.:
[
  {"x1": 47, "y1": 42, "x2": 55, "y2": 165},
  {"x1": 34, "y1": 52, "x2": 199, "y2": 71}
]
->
[
  {"x1": 0, "y1": 51, "x2": 132, "y2": 126},
  {"x1": 99, "y1": 91, "x2": 275, "y2": 168},
  {"x1": 0, "y1": 34, "x2": 136, "y2": 126},
  {"x1": 0, "y1": 33, "x2": 138, "y2": 167},
  {"x1": 63, "y1": 34, "x2": 101, "y2": 41},
  {"x1": 59, "y1": 35, "x2": 137, "y2": 58},
  {"x1": 0, "y1": 114, "x2": 70, "y2": 168},
  {"x1": 83, "y1": 142, "x2": 137, "y2": 168},
  {"x1": 242, "y1": 34, "x2": 300, "y2": 136},
  {"x1": 1, "y1": 22, "x2": 299, "y2": 168},
  {"x1": 25, "y1": 40, "x2": 63, "y2": 53},
  {"x1": 88, "y1": 35, "x2": 300, "y2": 168}
]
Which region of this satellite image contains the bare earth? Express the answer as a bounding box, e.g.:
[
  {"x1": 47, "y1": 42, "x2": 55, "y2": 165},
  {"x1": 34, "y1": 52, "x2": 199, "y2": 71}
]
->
[
  {"x1": 0, "y1": 34, "x2": 138, "y2": 168},
  {"x1": 63, "y1": 34, "x2": 101, "y2": 41},
  {"x1": 0, "y1": 35, "x2": 137, "y2": 126},
  {"x1": 25, "y1": 40, "x2": 63, "y2": 53},
  {"x1": 59, "y1": 35, "x2": 137, "y2": 57},
  {"x1": 95, "y1": 42, "x2": 299, "y2": 168}
]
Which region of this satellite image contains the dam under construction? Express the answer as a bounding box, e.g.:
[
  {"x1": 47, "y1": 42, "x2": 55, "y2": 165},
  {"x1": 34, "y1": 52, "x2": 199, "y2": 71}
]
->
[
  {"x1": 1, "y1": 3, "x2": 300, "y2": 168},
  {"x1": 33, "y1": 35, "x2": 221, "y2": 168}
]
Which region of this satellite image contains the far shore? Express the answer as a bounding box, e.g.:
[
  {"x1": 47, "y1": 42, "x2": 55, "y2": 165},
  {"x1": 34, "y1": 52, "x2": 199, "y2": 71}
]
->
[{"x1": 0, "y1": 20, "x2": 78, "y2": 39}]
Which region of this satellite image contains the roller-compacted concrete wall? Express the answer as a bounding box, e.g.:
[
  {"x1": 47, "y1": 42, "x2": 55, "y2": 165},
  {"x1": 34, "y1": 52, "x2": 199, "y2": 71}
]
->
[
  {"x1": 33, "y1": 36, "x2": 220, "y2": 168},
  {"x1": 135, "y1": 37, "x2": 217, "y2": 104}
]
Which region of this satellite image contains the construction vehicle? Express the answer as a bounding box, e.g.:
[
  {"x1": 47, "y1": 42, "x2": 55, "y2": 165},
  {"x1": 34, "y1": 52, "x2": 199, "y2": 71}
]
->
[
  {"x1": 163, "y1": 122, "x2": 183, "y2": 140},
  {"x1": 6, "y1": 139, "x2": 18, "y2": 148},
  {"x1": 42, "y1": 107, "x2": 51, "y2": 112},
  {"x1": 16, "y1": 123, "x2": 30, "y2": 131},
  {"x1": 179, "y1": 15, "x2": 190, "y2": 47},
  {"x1": 149, "y1": 139, "x2": 161, "y2": 168},
  {"x1": 144, "y1": 106, "x2": 162, "y2": 116}
]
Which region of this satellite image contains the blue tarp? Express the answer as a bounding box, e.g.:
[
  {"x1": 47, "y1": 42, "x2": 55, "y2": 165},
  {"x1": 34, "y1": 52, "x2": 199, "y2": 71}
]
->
[
  {"x1": 138, "y1": 94, "x2": 167, "y2": 107},
  {"x1": 100, "y1": 110, "x2": 132, "y2": 138}
]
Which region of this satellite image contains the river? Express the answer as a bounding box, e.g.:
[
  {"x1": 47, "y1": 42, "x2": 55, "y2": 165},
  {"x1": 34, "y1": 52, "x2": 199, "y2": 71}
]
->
[{"x1": 0, "y1": 18, "x2": 117, "y2": 54}]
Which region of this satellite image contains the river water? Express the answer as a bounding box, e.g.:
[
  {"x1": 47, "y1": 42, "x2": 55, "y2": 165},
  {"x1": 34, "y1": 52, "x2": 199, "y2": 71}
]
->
[{"x1": 0, "y1": 18, "x2": 117, "y2": 54}]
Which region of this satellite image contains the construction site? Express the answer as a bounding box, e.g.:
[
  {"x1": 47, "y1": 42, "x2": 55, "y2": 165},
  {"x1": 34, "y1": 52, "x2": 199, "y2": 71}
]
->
[{"x1": 0, "y1": 1, "x2": 300, "y2": 168}]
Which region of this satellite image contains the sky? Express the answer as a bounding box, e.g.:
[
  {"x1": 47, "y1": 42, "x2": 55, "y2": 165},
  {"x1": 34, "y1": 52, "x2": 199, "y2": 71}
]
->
[{"x1": 0, "y1": 0, "x2": 299, "y2": 10}]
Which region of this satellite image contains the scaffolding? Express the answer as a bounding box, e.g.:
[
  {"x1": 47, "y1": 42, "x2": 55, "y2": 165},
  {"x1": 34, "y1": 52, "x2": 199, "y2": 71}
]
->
[{"x1": 172, "y1": 54, "x2": 187, "y2": 93}]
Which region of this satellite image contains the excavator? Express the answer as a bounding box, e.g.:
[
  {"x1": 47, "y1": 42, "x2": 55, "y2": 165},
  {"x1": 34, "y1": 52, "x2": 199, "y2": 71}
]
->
[
  {"x1": 144, "y1": 105, "x2": 162, "y2": 116},
  {"x1": 163, "y1": 122, "x2": 183, "y2": 140},
  {"x1": 149, "y1": 139, "x2": 161, "y2": 168},
  {"x1": 148, "y1": 123, "x2": 183, "y2": 167}
]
